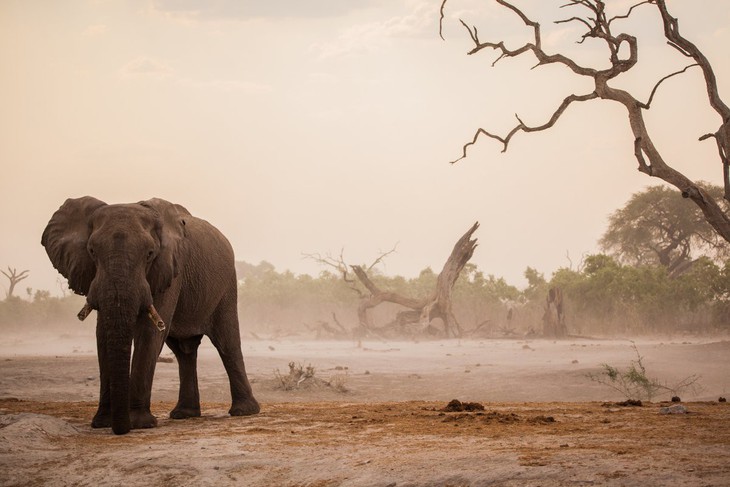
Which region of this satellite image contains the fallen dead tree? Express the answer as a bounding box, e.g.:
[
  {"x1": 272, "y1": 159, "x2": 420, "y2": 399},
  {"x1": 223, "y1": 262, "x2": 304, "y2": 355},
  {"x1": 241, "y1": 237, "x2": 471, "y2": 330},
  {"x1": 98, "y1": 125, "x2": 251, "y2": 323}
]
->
[
  {"x1": 353, "y1": 222, "x2": 479, "y2": 338},
  {"x1": 305, "y1": 222, "x2": 479, "y2": 338},
  {"x1": 304, "y1": 313, "x2": 350, "y2": 340}
]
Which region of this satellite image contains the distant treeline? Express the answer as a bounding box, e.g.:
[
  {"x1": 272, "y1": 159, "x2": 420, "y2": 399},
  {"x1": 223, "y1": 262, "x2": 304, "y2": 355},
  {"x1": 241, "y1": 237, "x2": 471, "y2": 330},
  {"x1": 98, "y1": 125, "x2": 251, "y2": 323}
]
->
[
  {"x1": 234, "y1": 256, "x2": 730, "y2": 337},
  {"x1": 2, "y1": 255, "x2": 729, "y2": 337}
]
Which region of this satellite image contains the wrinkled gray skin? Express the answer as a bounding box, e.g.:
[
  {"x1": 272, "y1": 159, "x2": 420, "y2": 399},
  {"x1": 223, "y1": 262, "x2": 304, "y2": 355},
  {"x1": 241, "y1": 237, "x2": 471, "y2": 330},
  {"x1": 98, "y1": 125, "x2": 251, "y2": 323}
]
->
[{"x1": 41, "y1": 197, "x2": 260, "y2": 435}]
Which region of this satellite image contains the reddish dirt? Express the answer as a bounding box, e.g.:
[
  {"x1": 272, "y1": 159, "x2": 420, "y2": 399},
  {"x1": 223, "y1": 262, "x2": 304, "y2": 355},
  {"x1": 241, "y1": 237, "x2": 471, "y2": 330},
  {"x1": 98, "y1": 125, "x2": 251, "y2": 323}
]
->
[
  {"x1": 2, "y1": 336, "x2": 730, "y2": 485},
  {"x1": 2, "y1": 398, "x2": 730, "y2": 486}
]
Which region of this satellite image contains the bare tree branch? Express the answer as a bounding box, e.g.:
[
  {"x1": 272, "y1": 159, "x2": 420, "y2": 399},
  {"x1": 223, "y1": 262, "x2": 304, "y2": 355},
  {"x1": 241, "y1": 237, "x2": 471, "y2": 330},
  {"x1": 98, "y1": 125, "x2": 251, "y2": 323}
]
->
[
  {"x1": 302, "y1": 249, "x2": 362, "y2": 296},
  {"x1": 607, "y1": 1, "x2": 653, "y2": 26},
  {"x1": 439, "y1": 0, "x2": 447, "y2": 40},
  {"x1": 554, "y1": 16, "x2": 593, "y2": 33},
  {"x1": 700, "y1": 131, "x2": 730, "y2": 199},
  {"x1": 303, "y1": 244, "x2": 397, "y2": 298},
  {"x1": 634, "y1": 137, "x2": 651, "y2": 175},
  {"x1": 654, "y1": 0, "x2": 730, "y2": 201},
  {"x1": 640, "y1": 64, "x2": 699, "y2": 109},
  {"x1": 443, "y1": 0, "x2": 730, "y2": 244},
  {"x1": 451, "y1": 92, "x2": 598, "y2": 164},
  {"x1": 366, "y1": 244, "x2": 398, "y2": 272}
]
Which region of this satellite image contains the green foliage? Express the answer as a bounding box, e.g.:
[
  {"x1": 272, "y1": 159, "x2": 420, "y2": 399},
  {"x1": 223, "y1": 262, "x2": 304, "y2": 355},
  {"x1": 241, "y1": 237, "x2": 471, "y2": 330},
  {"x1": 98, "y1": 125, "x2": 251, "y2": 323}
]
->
[
  {"x1": 454, "y1": 263, "x2": 521, "y2": 304},
  {"x1": 235, "y1": 254, "x2": 730, "y2": 336},
  {"x1": 522, "y1": 266, "x2": 547, "y2": 302},
  {"x1": 600, "y1": 184, "x2": 729, "y2": 271},
  {"x1": 543, "y1": 254, "x2": 730, "y2": 334},
  {"x1": 587, "y1": 343, "x2": 701, "y2": 401}
]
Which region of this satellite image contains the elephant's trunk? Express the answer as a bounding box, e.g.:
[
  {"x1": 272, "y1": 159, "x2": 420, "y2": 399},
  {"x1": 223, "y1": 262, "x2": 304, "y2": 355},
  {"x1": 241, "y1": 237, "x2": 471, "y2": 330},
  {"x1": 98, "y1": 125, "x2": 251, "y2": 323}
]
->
[
  {"x1": 108, "y1": 330, "x2": 132, "y2": 435},
  {"x1": 89, "y1": 246, "x2": 157, "y2": 435},
  {"x1": 97, "y1": 285, "x2": 138, "y2": 435}
]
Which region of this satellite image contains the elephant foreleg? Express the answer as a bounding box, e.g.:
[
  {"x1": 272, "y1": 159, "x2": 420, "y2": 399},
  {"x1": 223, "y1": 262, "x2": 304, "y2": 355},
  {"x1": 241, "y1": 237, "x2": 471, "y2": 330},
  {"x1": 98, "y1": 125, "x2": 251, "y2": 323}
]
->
[
  {"x1": 166, "y1": 334, "x2": 203, "y2": 419},
  {"x1": 92, "y1": 325, "x2": 112, "y2": 428},
  {"x1": 128, "y1": 324, "x2": 165, "y2": 429}
]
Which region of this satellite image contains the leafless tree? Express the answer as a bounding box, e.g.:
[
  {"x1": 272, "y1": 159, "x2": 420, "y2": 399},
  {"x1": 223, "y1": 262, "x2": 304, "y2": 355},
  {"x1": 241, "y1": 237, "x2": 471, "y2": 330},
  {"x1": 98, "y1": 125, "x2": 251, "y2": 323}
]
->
[
  {"x1": 1, "y1": 267, "x2": 29, "y2": 299},
  {"x1": 440, "y1": 0, "x2": 730, "y2": 243}
]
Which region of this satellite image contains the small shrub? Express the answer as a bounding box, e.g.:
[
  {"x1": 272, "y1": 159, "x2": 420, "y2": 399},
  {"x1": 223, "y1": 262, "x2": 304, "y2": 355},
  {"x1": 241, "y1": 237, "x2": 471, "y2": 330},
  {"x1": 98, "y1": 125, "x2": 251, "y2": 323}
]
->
[{"x1": 587, "y1": 342, "x2": 701, "y2": 402}]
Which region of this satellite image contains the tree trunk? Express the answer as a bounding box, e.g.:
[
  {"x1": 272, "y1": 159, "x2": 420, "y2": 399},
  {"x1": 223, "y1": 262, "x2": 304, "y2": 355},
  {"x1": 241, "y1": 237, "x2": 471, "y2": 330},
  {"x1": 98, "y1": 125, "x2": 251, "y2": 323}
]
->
[{"x1": 352, "y1": 222, "x2": 479, "y2": 338}]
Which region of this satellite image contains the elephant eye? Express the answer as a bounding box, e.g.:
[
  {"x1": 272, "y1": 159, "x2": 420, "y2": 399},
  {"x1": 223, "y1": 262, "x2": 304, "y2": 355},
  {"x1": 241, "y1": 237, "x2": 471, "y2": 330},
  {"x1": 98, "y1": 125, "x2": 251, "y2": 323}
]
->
[{"x1": 147, "y1": 250, "x2": 155, "y2": 261}]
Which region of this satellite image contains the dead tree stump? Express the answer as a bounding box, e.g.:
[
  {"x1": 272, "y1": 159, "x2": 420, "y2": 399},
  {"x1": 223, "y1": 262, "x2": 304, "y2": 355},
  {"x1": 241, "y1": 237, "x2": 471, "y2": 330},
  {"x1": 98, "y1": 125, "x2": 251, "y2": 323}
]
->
[{"x1": 542, "y1": 287, "x2": 567, "y2": 338}]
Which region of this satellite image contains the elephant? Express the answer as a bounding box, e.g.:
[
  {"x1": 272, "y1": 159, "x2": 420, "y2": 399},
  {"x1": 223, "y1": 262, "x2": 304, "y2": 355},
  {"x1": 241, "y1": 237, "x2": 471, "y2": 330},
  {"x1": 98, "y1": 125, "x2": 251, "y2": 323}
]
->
[{"x1": 41, "y1": 196, "x2": 260, "y2": 434}]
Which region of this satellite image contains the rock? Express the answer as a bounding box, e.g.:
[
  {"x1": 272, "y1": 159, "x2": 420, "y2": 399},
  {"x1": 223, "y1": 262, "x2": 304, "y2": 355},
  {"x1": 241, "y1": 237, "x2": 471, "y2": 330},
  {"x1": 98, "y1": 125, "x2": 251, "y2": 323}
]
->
[{"x1": 659, "y1": 404, "x2": 688, "y2": 415}]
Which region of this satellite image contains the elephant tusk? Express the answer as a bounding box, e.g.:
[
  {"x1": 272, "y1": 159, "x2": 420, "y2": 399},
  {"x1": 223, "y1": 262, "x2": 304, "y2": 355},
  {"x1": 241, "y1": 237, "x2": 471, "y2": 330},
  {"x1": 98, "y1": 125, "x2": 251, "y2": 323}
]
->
[
  {"x1": 77, "y1": 302, "x2": 94, "y2": 321},
  {"x1": 148, "y1": 305, "x2": 166, "y2": 332}
]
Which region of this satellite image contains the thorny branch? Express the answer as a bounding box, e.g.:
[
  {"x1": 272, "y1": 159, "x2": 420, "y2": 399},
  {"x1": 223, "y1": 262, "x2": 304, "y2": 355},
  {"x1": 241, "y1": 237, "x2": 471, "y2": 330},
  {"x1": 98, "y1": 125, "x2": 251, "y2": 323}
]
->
[{"x1": 440, "y1": 0, "x2": 730, "y2": 243}]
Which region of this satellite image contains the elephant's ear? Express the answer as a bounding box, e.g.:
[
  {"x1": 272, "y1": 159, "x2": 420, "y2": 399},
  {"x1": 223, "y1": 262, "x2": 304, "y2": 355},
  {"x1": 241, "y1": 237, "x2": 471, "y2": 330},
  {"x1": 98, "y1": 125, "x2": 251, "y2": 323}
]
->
[
  {"x1": 139, "y1": 198, "x2": 190, "y2": 295},
  {"x1": 41, "y1": 196, "x2": 107, "y2": 295}
]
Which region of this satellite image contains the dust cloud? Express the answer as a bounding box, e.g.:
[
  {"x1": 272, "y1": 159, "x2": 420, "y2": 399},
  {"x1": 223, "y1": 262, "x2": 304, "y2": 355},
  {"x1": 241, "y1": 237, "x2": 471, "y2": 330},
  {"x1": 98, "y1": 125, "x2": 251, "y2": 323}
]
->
[{"x1": 2, "y1": 326, "x2": 729, "y2": 404}]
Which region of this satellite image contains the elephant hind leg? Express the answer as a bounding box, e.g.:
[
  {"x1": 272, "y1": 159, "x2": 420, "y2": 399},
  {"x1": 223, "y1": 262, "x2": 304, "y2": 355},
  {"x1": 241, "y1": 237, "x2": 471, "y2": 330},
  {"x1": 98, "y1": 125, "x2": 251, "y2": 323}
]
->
[
  {"x1": 208, "y1": 332, "x2": 260, "y2": 416},
  {"x1": 207, "y1": 297, "x2": 260, "y2": 416},
  {"x1": 166, "y1": 335, "x2": 203, "y2": 419}
]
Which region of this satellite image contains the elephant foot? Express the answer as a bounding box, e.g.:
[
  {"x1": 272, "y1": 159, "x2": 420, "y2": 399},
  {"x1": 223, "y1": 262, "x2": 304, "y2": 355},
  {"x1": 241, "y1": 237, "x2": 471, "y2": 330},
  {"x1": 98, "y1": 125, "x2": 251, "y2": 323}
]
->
[
  {"x1": 130, "y1": 409, "x2": 158, "y2": 429},
  {"x1": 229, "y1": 398, "x2": 260, "y2": 416},
  {"x1": 91, "y1": 411, "x2": 111, "y2": 429},
  {"x1": 170, "y1": 406, "x2": 201, "y2": 419}
]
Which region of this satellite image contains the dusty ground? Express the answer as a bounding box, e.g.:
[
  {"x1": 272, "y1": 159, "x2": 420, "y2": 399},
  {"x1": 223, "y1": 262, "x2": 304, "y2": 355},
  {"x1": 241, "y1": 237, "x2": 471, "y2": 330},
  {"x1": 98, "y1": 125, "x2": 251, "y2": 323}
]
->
[{"x1": 1, "y1": 332, "x2": 730, "y2": 486}]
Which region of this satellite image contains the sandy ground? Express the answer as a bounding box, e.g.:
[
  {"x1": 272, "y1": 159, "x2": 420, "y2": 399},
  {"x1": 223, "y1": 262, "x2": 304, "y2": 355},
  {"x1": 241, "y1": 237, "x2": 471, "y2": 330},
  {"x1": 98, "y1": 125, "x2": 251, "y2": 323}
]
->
[{"x1": 1, "y1": 331, "x2": 729, "y2": 486}]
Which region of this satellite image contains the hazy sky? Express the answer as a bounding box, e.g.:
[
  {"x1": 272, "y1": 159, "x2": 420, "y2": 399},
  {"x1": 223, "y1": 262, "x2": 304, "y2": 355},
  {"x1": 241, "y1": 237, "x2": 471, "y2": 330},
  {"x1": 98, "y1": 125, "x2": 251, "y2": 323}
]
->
[{"x1": 1, "y1": 0, "x2": 729, "y2": 296}]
